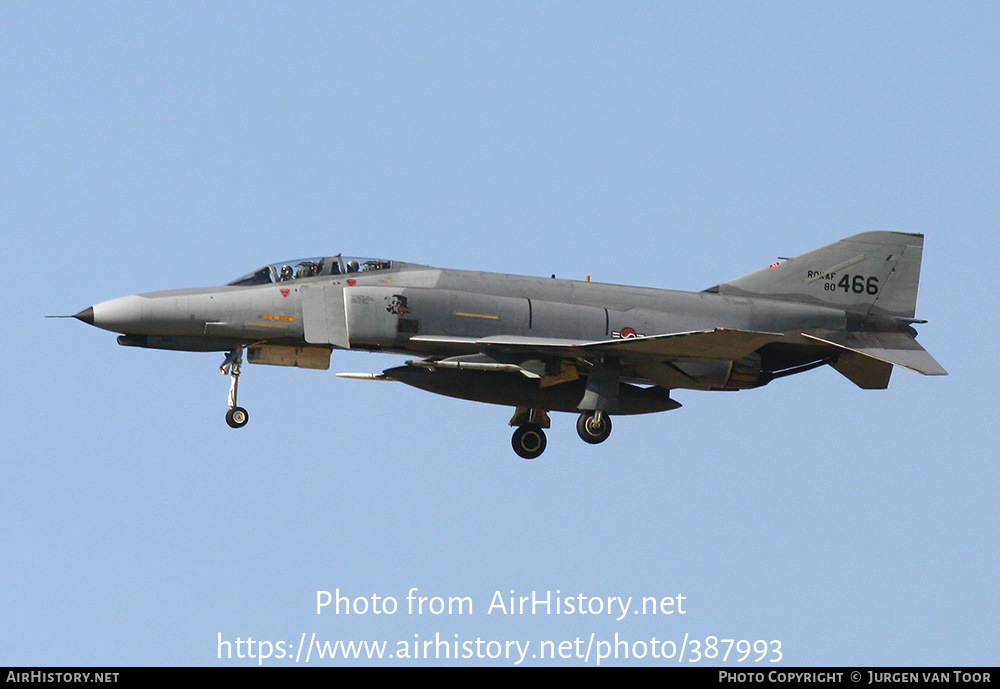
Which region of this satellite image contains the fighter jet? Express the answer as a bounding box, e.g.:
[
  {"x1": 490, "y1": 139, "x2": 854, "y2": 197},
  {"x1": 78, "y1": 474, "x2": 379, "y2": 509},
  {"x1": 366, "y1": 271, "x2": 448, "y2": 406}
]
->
[{"x1": 68, "y1": 231, "x2": 945, "y2": 458}]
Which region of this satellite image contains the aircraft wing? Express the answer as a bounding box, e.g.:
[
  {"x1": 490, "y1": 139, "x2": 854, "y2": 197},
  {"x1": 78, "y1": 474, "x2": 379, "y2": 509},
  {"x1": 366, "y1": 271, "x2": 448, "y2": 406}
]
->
[
  {"x1": 410, "y1": 328, "x2": 785, "y2": 361},
  {"x1": 577, "y1": 328, "x2": 785, "y2": 359}
]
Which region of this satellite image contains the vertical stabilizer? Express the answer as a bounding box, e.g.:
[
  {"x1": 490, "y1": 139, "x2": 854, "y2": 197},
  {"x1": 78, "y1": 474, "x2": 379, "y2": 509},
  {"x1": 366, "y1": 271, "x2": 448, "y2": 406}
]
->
[{"x1": 710, "y1": 231, "x2": 925, "y2": 319}]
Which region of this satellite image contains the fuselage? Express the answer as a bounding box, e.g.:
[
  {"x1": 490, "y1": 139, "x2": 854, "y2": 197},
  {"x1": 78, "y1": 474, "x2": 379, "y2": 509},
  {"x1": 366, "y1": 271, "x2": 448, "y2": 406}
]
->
[
  {"x1": 82, "y1": 259, "x2": 851, "y2": 355},
  {"x1": 78, "y1": 258, "x2": 884, "y2": 397}
]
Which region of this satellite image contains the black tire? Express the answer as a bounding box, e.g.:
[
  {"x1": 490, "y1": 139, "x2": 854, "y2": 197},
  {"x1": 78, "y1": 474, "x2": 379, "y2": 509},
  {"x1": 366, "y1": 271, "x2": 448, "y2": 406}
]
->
[
  {"x1": 512, "y1": 424, "x2": 547, "y2": 459},
  {"x1": 226, "y1": 407, "x2": 249, "y2": 429},
  {"x1": 576, "y1": 412, "x2": 612, "y2": 444}
]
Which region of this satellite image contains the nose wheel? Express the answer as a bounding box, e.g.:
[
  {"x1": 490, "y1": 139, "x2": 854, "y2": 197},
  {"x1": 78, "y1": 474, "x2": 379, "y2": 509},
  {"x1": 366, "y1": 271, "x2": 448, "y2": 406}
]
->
[
  {"x1": 221, "y1": 347, "x2": 249, "y2": 429},
  {"x1": 226, "y1": 406, "x2": 249, "y2": 428}
]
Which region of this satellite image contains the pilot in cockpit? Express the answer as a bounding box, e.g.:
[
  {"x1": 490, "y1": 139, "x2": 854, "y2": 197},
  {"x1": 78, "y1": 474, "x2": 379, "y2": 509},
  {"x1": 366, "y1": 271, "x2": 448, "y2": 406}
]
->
[
  {"x1": 295, "y1": 262, "x2": 318, "y2": 279},
  {"x1": 346, "y1": 260, "x2": 360, "y2": 273}
]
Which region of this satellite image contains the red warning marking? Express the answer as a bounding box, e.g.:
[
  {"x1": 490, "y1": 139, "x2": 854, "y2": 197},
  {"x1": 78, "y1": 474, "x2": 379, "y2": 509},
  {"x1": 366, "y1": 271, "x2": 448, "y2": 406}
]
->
[{"x1": 280, "y1": 288, "x2": 290, "y2": 297}]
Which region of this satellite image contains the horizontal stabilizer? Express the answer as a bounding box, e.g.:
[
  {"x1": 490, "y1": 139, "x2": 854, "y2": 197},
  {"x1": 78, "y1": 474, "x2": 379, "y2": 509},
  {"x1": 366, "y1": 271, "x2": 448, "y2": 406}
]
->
[{"x1": 802, "y1": 331, "x2": 947, "y2": 377}]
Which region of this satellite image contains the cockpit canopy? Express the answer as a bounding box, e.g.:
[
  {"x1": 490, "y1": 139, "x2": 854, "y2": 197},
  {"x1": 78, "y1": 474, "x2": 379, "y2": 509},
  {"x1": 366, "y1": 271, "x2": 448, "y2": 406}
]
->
[{"x1": 227, "y1": 255, "x2": 392, "y2": 286}]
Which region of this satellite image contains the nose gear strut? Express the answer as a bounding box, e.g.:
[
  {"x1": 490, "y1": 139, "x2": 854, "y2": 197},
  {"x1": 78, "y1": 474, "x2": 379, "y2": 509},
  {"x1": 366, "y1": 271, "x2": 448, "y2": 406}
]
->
[{"x1": 220, "y1": 347, "x2": 249, "y2": 428}]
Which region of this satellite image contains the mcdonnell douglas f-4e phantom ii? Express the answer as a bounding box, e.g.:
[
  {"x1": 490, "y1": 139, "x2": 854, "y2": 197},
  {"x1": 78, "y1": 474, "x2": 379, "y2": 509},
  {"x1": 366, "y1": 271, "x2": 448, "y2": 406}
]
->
[{"x1": 69, "y1": 231, "x2": 945, "y2": 458}]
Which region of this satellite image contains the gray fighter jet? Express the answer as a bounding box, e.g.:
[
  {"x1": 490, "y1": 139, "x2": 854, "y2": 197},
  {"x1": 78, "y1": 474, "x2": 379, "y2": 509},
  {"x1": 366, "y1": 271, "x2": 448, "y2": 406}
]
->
[{"x1": 68, "y1": 231, "x2": 945, "y2": 458}]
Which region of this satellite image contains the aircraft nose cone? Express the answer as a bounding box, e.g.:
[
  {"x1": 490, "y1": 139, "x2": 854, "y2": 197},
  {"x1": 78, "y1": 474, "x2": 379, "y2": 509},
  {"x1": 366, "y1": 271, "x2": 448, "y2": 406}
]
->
[
  {"x1": 74, "y1": 307, "x2": 95, "y2": 326},
  {"x1": 83, "y1": 295, "x2": 150, "y2": 333}
]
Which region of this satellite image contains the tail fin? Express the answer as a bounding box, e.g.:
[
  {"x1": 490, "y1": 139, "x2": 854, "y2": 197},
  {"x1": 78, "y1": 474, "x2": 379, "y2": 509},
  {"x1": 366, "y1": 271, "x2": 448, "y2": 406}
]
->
[{"x1": 709, "y1": 231, "x2": 926, "y2": 319}]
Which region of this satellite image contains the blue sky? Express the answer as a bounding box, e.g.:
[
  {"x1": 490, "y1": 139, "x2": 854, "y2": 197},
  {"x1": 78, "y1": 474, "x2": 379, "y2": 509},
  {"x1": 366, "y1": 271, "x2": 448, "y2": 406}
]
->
[{"x1": 2, "y1": 2, "x2": 997, "y2": 666}]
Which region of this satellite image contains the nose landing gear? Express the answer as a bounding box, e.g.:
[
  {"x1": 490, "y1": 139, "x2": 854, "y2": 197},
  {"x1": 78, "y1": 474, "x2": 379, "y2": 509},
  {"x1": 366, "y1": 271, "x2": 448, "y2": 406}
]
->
[{"x1": 221, "y1": 347, "x2": 249, "y2": 429}]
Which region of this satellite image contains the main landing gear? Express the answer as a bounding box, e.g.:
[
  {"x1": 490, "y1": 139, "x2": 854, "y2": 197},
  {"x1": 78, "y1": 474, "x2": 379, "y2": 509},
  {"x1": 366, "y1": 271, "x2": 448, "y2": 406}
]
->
[
  {"x1": 576, "y1": 410, "x2": 612, "y2": 444},
  {"x1": 511, "y1": 424, "x2": 547, "y2": 460},
  {"x1": 509, "y1": 407, "x2": 550, "y2": 459},
  {"x1": 220, "y1": 347, "x2": 249, "y2": 429},
  {"x1": 508, "y1": 408, "x2": 613, "y2": 459}
]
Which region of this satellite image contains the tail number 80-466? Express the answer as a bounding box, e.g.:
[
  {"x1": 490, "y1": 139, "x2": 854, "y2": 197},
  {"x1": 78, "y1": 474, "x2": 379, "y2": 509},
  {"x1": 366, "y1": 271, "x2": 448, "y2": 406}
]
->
[{"x1": 824, "y1": 274, "x2": 879, "y2": 295}]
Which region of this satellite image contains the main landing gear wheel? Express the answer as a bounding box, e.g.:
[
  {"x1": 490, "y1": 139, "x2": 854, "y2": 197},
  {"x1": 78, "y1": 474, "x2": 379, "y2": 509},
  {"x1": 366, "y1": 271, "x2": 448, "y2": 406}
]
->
[
  {"x1": 226, "y1": 407, "x2": 249, "y2": 428},
  {"x1": 512, "y1": 424, "x2": 547, "y2": 460},
  {"x1": 577, "y1": 411, "x2": 612, "y2": 444}
]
